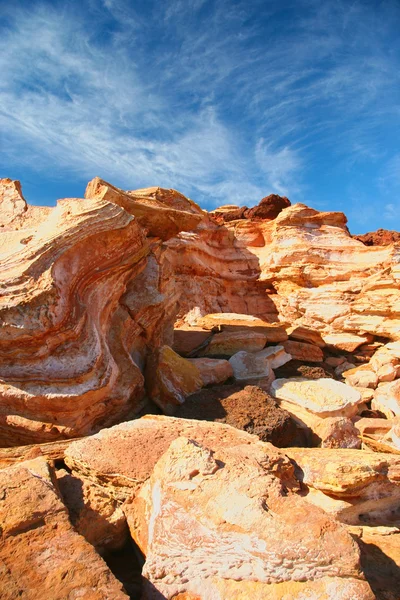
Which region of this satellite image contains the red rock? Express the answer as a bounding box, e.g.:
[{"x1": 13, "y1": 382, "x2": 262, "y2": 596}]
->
[
  {"x1": 353, "y1": 229, "x2": 400, "y2": 246},
  {"x1": 0, "y1": 458, "x2": 128, "y2": 599},
  {"x1": 244, "y1": 193, "x2": 291, "y2": 219}
]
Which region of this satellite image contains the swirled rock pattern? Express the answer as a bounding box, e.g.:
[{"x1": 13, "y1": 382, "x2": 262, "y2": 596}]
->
[{"x1": 0, "y1": 178, "x2": 203, "y2": 446}]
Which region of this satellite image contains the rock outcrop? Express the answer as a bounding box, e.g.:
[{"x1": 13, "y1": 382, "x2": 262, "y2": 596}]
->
[{"x1": 0, "y1": 178, "x2": 204, "y2": 445}]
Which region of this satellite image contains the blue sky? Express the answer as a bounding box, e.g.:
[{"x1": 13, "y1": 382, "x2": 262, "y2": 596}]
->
[{"x1": 1, "y1": 0, "x2": 399, "y2": 233}]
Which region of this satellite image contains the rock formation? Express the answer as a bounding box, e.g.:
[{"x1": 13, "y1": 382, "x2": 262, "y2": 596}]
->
[{"x1": 1, "y1": 175, "x2": 400, "y2": 599}]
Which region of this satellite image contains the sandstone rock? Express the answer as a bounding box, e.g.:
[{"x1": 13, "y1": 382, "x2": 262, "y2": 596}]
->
[
  {"x1": 0, "y1": 438, "x2": 75, "y2": 470},
  {"x1": 271, "y1": 377, "x2": 363, "y2": 417},
  {"x1": 0, "y1": 458, "x2": 128, "y2": 599},
  {"x1": 325, "y1": 356, "x2": 346, "y2": 367},
  {"x1": 125, "y1": 435, "x2": 372, "y2": 599},
  {"x1": 335, "y1": 361, "x2": 356, "y2": 376},
  {"x1": 65, "y1": 416, "x2": 262, "y2": 501},
  {"x1": 195, "y1": 313, "x2": 288, "y2": 342},
  {"x1": 209, "y1": 204, "x2": 248, "y2": 223},
  {"x1": 175, "y1": 384, "x2": 298, "y2": 446},
  {"x1": 372, "y1": 380, "x2": 400, "y2": 417},
  {"x1": 0, "y1": 177, "x2": 27, "y2": 225},
  {"x1": 349, "y1": 525, "x2": 400, "y2": 600},
  {"x1": 370, "y1": 348, "x2": 400, "y2": 372},
  {"x1": 343, "y1": 364, "x2": 379, "y2": 389},
  {"x1": 85, "y1": 177, "x2": 204, "y2": 240},
  {"x1": 323, "y1": 333, "x2": 374, "y2": 352},
  {"x1": 285, "y1": 447, "x2": 400, "y2": 526},
  {"x1": 172, "y1": 326, "x2": 212, "y2": 356},
  {"x1": 188, "y1": 358, "x2": 233, "y2": 386},
  {"x1": 229, "y1": 346, "x2": 290, "y2": 384},
  {"x1": 56, "y1": 468, "x2": 128, "y2": 553},
  {"x1": 286, "y1": 325, "x2": 325, "y2": 347},
  {"x1": 377, "y1": 363, "x2": 398, "y2": 382},
  {"x1": 282, "y1": 340, "x2": 323, "y2": 362},
  {"x1": 0, "y1": 181, "x2": 151, "y2": 445},
  {"x1": 200, "y1": 329, "x2": 267, "y2": 356},
  {"x1": 391, "y1": 423, "x2": 400, "y2": 449},
  {"x1": 312, "y1": 417, "x2": 361, "y2": 449},
  {"x1": 145, "y1": 346, "x2": 204, "y2": 414}
]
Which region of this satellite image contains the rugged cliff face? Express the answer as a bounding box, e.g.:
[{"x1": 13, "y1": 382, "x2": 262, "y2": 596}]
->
[
  {"x1": 0, "y1": 177, "x2": 399, "y2": 446},
  {"x1": 0, "y1": 178, "x2": 204, "y2": 445},
  {"x1": 165, "y1": 201, "x2": 400, "y2": 339}
]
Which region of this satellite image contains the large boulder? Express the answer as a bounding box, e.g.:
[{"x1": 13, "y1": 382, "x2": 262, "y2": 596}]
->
[
  {"x1": 125, "y1": 434, "x2": 372, "y2": 599},
  {"x1": 0, "y1": 457, "x2": 128, "y2": 599}
]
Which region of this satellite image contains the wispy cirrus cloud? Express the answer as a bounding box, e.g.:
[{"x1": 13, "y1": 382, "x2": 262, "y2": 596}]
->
[{"x1": 1, "y1": 0, "x2": 400, "y2": 230}]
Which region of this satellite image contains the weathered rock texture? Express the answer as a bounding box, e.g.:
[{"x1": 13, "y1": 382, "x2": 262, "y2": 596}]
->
[
  {"x1": 165, "y1": 203, "x2": 400, "y2": 340},
  {"x1": 128, "y1": 436, "x2": 372, "y2": 599},
  {"x1": 65, "y1": 416, "x2": 373, "y2": 599},
  {"x1": 0, "y1": 178, "x2": 204, "y2": 445},
  {"x1": 0, "y1": 457, "x2": 128, "y2": 599}
]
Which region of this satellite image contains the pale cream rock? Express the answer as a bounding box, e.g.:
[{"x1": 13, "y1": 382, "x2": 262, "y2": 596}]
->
[
  {"x1": 271, "y1": 377, "x2": 363, "y2": 417},
  {"x1": 322, "y1": 333, "x2": 374, "y2": 352},
  {"x1": 391, "y1": 423, "x2": 400, "y2": 449},
  {"x1": 370, "y1": 348, "x2": 400, "y2": 372},
  {"x1": 285, "y1": 447, "x2": 400, "y2": 526},
  {"x1": 373, "y1": 380, "x2": 400, "y2": 417},
  {"x1": 229, "y1": 345, "x2": 291, "y2": 382},
  {"x1": 200, "y1": 329, "x2": 268, "y2": 356},
  {"x1": 188, "y1": 357, "x2": 233, "y2": 386},
  {"x1": 377, "y1": 363, "x2": 398, "y2": 382},
  {"x1": 343, "y1": 364, "x2": 379, "y2": 389},
  {"x1": 125, "y1": 435, "x2": 372, "y2": 599}
]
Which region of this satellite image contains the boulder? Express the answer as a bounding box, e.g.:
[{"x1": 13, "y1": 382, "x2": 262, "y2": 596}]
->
[
  {"x1": 312, "y1": 417, "x2": 361, "y2": 449},
  {"x1": 175, "y1": 384, "x2": 298, "y2": 446},
  {"x1": 145, "y1": 346, "x2": 204, "y2": 414},
  {"x1": 125, "y1": 435, "x2": 372, "y2": 599},
  {"x1": 286, "y1": 325, "x2": 325, "y2": 347},
  {"x1": 200, "y1": 330, "x2": 267, "y2": 356},
  {"x1": 271, "y1": 377, "x2": 363, "y2": 418},
  {"x1": 343, "y1": 365, "x2": 379, "y2": 389},
  {"x1": 56, "y1": 469, "x2": 128, "y2": 553},
  {"x1": 282, "y1": 340, "x2": 323, "y2": 362},
  {"x1": 188, "y1": 358, "x2": 233, "y2": 386},
  {"x1": 229, "y1": 346, "x2": 290, "y2": 382},
  {"x1": 285, "y1": 447, "x2": 400, "y2": 526},
  {"x1": 244, "y1": 193, "x2": 291, "y2": 219},
  {"x1": 323, "y1": 333, "x2": 374, "y2": 353},
  {"x1": 196, "y1": 313, "x2": 288, "y2": 342},
  {"x1": 372, "y1": 380, "x2": 400, "y2": 418},
  {"x1": 0, "y1": 458, "x2": 128, "y2": 599},
  {"x1": 172, "y1": 326, "x2": 212, "y2": 356}
]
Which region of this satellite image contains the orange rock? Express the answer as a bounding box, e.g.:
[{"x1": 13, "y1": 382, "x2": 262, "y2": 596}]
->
[
  {"x1": 56, "y1": 468, "x2": 128, "y2": 553},
  {"x1": 323, "y1": 333, "x2": 374, "y2": 352},
  {"x1": 172, "y1": 326, "x2": 212, "y2": 356},
  {"x1": 200, "y1": 330, "x2": 268, "y2": 356},
  {"x1": 283, "y1": 340, "x2": 323, "y2": 362},
  {"x1": 0, "y1": 458, "x2": 128, "y2": 599},
  {"x1": 196, "y1": 313, "x2": 288, "y2": 342}
]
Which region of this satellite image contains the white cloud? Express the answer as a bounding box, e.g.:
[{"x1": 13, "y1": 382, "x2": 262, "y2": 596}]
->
[{"x1": 255, "y1": 140, "x2": 303, "y2": 196}]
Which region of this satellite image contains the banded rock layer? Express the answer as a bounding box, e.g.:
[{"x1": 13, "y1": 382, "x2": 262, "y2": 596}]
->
[{"x1": 0, "y1": 178, "x2": 203, "y2": 445}]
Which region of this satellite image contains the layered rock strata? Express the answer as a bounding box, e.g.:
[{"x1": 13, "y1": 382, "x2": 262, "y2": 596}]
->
[{"x1": 0, "y1": 178, "x2": 204, "y2": 445}]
